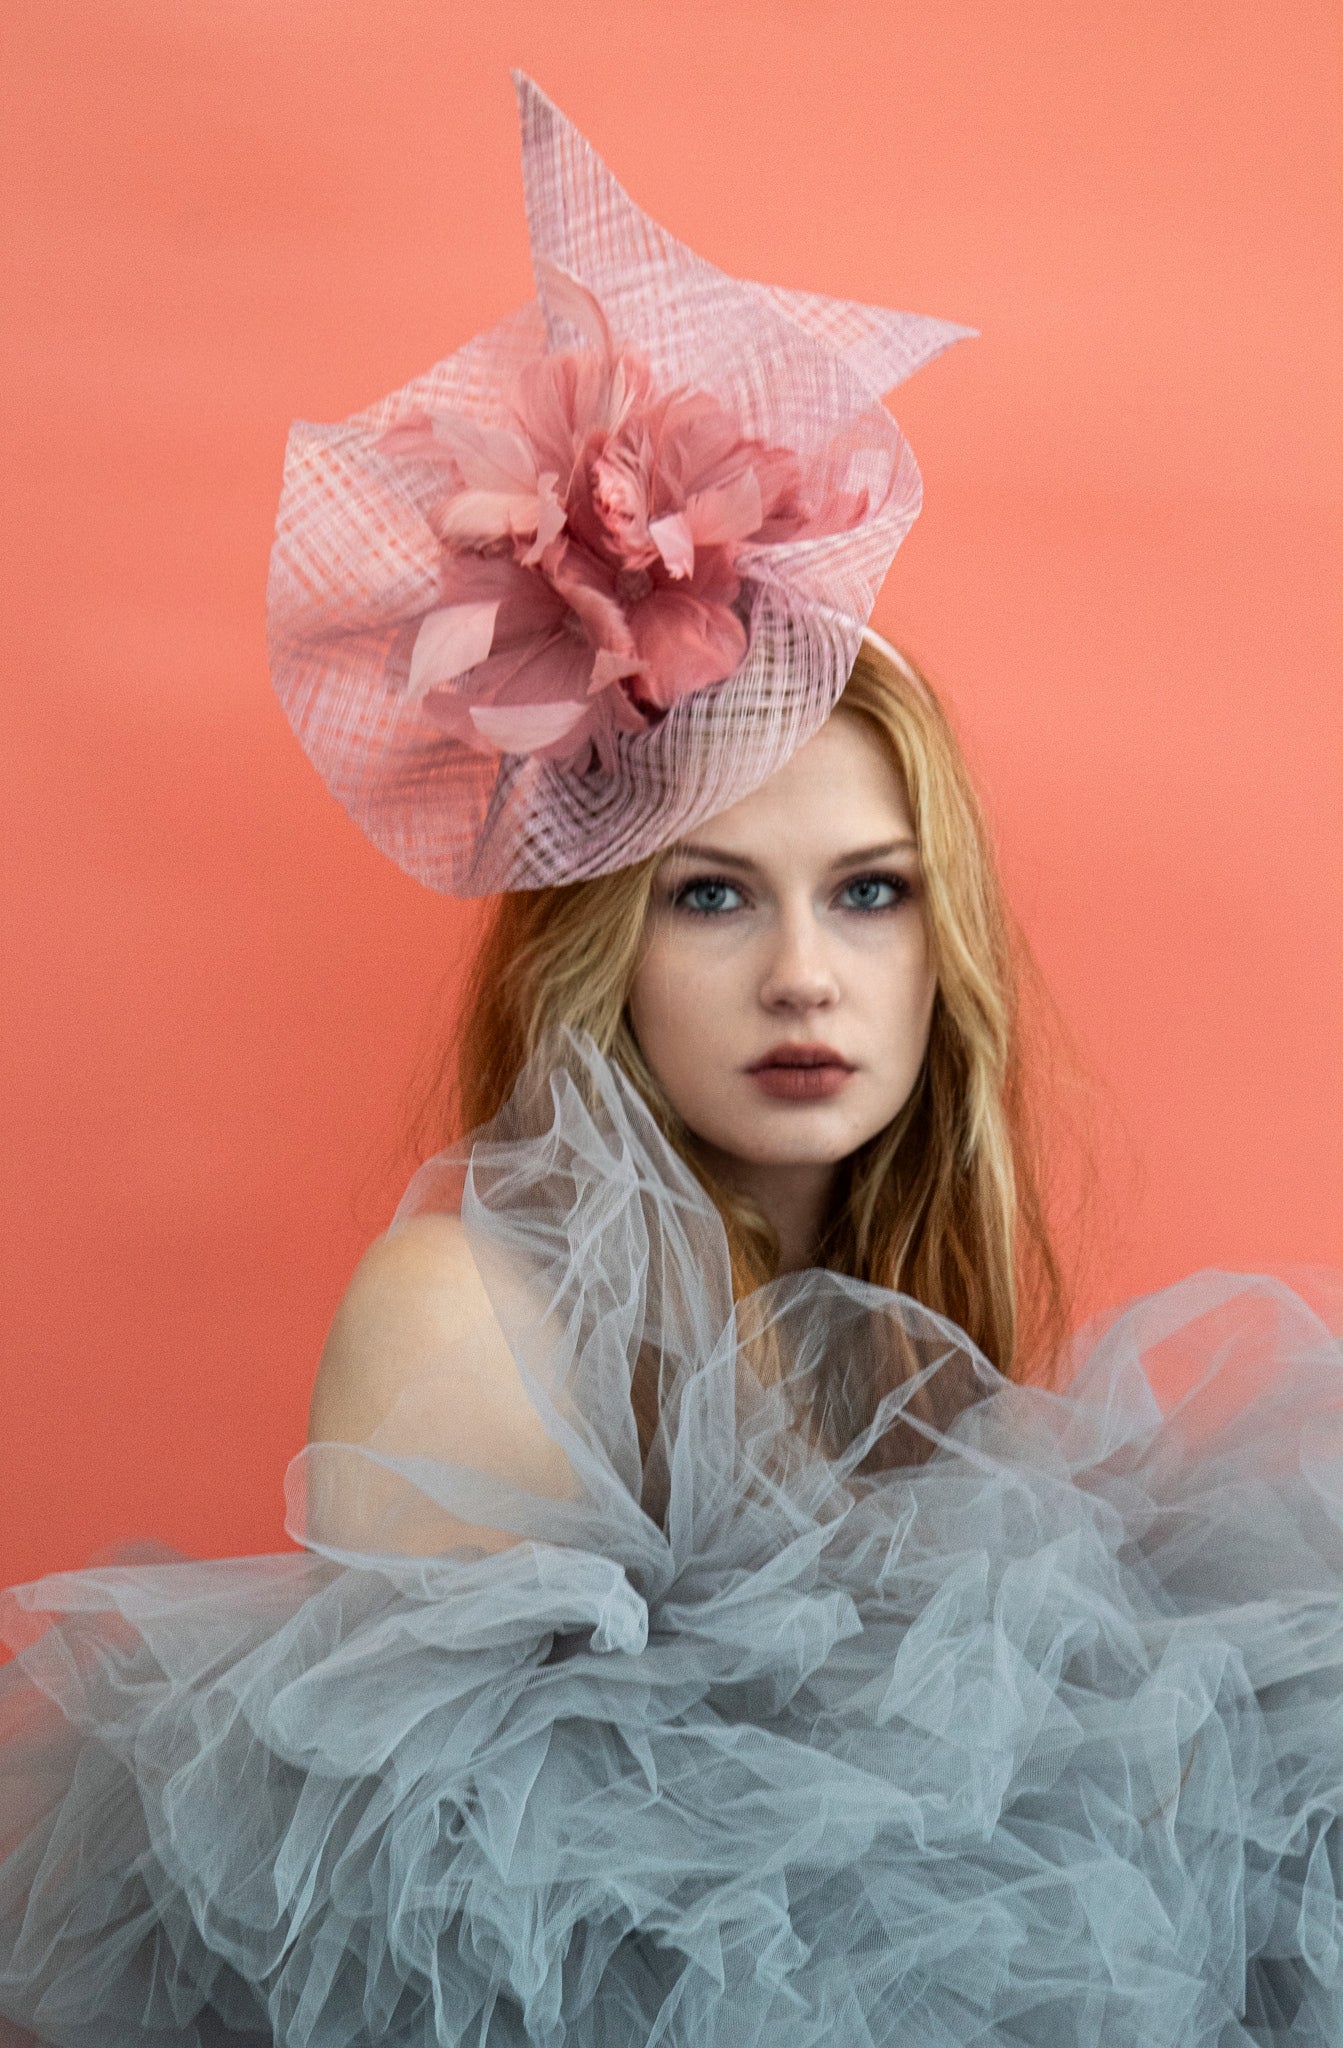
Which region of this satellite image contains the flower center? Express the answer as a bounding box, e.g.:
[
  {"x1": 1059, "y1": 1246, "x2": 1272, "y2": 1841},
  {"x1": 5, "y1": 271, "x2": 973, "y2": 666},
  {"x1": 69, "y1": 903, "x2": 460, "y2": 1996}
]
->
[{"x1": 616, "y1": 567, "x2": 653, "y2": 605}]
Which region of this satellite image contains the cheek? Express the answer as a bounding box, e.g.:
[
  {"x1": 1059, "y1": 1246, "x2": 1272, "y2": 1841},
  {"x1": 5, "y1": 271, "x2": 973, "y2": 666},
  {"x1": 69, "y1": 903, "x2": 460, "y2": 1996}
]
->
[
  {"x1": 867, "y1": 926, "x2": 937, "y2": 1068},
  {"x1": 903, "y1": 930, "x2": 937, "y2": 1032},
  {"x1": 627, "y1": 929, "x2": 746, "y2": 1117},
  {"x1": 627, "y1": 934, "x2": 703, "y2": 1072}
]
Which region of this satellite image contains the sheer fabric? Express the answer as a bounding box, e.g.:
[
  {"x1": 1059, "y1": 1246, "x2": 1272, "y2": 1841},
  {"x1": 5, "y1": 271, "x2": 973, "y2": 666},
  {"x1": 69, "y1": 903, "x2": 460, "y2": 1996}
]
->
[{"x1": 1, "y1": 1036, "x2": 1340, "y2": 2045}]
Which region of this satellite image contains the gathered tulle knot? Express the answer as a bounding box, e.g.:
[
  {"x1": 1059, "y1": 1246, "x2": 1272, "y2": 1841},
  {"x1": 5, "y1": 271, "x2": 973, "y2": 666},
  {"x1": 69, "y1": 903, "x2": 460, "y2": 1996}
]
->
[{"x1": 584, "y1": 1577, "x2": 649, "y2": 1656}]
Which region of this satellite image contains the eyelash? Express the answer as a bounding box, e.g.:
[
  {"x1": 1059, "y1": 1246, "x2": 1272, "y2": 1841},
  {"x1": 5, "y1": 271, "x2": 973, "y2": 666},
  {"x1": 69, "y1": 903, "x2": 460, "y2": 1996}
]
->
[{"x1": 669, "y1": 871, "x2": 914, "y2": 917}]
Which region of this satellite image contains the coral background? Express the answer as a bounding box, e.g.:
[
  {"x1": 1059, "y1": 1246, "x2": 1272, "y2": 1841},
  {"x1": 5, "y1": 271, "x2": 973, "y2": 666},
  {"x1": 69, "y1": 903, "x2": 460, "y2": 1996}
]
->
[{"x1": 2, "y1": 1, "x2": 1339, "y2": 1584}]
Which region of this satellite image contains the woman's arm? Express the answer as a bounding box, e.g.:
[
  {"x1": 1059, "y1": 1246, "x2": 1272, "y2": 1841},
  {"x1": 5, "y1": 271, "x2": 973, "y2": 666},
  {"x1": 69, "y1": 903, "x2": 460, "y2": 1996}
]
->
[{"x1": 304, "y1": 1213, "x2": 580, "y2": 1555}]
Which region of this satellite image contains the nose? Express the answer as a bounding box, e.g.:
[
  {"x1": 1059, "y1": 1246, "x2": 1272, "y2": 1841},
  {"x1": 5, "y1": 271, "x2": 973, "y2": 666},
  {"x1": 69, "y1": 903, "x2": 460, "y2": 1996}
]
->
[{"x1": 757, "y1": 904, "x2": 840, "y2": 1015}]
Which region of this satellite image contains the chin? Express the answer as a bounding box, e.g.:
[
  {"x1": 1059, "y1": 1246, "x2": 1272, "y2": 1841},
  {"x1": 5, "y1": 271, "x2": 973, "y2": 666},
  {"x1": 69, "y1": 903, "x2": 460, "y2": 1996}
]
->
[
  {"x1": 717, "y1": 1110, "x2": 874, "y2": 1169},
  {"x1": 756, "y1": 1134, "x2": 866, "y2": 1167}
]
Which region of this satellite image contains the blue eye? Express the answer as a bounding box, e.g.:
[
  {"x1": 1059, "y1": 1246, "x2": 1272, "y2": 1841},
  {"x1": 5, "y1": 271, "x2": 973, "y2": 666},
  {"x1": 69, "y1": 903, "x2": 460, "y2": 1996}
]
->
[
  {"x1": 841, "y1": 874, "x2": 911, "y2": 911},
  {"x1": 673, "y1": 877, "x2": 745, "y2": 915}
]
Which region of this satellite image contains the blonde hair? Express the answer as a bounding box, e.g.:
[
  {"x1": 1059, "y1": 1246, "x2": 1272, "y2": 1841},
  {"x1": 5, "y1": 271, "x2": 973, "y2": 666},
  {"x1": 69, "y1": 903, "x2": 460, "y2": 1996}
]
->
[{"x1": 418, "y1": 638, "x2": 1067, "y2": 1453}]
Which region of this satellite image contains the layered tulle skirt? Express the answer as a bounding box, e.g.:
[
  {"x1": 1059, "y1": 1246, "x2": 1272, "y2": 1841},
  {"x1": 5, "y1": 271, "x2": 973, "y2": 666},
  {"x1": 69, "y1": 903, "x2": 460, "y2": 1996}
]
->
[{"x1": 1, "y1": 1040, "x2": 1340, "y2": 2045}]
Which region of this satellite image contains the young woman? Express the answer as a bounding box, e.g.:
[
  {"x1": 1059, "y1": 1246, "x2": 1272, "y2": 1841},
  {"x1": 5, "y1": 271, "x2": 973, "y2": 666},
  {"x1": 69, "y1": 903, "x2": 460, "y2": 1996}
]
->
[
  {"x1": 1, "y1": 73, "x2": 1339, "y2": 2048},
  {"x1": 307, "y1": 632, "x2": 1063, "y2": 1551}
]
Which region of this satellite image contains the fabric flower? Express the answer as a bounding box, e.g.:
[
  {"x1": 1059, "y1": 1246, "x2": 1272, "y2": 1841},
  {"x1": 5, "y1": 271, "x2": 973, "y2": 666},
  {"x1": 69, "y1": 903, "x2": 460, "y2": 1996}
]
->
[{"x1": 375, "y1": 262, "x2": 872, "y2": 768}]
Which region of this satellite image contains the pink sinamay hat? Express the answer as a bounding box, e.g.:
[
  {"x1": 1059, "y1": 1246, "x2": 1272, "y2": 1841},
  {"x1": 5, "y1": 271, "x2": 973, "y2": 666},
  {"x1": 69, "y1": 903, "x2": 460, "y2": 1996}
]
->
[{"x1": 265, "y1": 74, "x2": 974, "y2": 895}]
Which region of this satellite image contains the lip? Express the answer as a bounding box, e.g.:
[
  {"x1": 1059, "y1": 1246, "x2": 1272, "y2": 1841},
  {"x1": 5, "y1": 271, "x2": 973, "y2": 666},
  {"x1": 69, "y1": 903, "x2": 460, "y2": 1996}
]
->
[
  {"x1": 746, "y1": 1043, "x2": 855, "y2": 1073},
  {"x1": 746, "y1": 1043, "x2": 856, "y2": 1103}
]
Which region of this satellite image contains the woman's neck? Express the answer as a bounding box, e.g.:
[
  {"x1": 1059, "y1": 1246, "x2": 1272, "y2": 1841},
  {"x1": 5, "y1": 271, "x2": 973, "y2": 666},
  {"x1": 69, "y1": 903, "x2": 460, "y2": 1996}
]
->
[{"x1": 693, "y1": 1145, "x2": 841, "y2": 1274}]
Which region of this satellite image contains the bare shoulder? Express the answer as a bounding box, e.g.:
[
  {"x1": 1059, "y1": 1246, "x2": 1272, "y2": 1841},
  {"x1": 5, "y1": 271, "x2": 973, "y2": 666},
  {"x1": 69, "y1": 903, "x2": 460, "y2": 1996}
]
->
[
  {"x1": 304, "y1": 1214, "x2": 580, "y2": 1556},
  {"x1": 309, "y1": 1212, "x2": 512, "y2": 1444},
  {"x1": 307, "y1": 1213, "x2": 578, "y2": 1506}
]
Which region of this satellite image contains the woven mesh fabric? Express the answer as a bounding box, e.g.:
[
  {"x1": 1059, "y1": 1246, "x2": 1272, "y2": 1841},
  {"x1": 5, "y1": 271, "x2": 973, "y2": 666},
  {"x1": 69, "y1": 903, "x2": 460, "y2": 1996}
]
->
[{"x1": 265, "y1": 74, "x2": 974, "y2": 895}]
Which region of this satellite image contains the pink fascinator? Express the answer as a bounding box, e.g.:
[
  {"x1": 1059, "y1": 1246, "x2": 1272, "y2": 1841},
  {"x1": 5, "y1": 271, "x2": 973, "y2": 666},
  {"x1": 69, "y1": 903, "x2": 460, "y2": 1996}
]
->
[{"x1": 266, "y1": 74, "x2": 973, "y2": 893}]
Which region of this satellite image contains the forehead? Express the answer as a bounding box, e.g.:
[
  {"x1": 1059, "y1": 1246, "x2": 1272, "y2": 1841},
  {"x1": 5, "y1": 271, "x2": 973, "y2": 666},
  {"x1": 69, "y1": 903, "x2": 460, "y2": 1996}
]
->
[{"x1": 682, "y1": 712, "x2": 913, "y2": 855}]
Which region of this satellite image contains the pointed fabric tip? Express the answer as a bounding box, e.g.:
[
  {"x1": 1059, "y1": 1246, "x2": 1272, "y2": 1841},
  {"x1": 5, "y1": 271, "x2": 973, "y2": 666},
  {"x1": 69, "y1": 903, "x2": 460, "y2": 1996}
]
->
[
  {"x1": 753, "y1": 285, "x2": 977, "y2": 402},
  {"x1": 513, "y1": 70, "x2": 702, "y2": 368},
  {"x1": 511, "y1": 69, "x2": 974, "y2": 406}
]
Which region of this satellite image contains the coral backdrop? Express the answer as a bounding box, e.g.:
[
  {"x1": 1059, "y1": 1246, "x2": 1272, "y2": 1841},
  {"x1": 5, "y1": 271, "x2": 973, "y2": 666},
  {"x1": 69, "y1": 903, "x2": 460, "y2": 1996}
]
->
[{"x1": 2, "y1": 1, "x2": 1339, "y2": 1584}]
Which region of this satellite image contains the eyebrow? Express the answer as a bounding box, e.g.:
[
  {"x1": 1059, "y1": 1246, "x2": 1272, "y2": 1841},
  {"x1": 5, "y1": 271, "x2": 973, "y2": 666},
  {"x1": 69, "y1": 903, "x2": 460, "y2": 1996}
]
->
[{"x1": 664, "y1": 837, "x2": 919, "y2": 872}]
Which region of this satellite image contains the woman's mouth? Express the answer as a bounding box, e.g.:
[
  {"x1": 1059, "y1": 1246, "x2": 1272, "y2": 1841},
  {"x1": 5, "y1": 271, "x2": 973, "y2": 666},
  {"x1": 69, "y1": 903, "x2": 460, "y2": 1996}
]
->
[{"x1": 746, "y1": 1044, "x2": 856, "y2": 1102}]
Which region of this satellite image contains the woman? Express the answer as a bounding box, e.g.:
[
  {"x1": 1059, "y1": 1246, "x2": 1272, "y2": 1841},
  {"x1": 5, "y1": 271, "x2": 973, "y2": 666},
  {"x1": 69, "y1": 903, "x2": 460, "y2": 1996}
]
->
[
  {"x1": 2, "y1": 73, "x2": 1340, "y2": 2048},
  {"x1": 308, "y1": 631, "x2": 1061, "y2": 1545}
]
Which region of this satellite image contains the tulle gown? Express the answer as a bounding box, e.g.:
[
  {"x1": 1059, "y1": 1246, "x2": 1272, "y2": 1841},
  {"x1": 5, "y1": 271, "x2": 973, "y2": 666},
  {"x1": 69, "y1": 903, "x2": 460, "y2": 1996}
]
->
[{"x1": 1, "y1": 1038, "x2": 1340, "y2": 2047}]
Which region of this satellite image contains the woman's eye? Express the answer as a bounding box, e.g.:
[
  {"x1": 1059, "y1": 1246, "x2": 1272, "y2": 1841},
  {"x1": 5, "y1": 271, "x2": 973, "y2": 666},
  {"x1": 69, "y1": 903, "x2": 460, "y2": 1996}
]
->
[
  {"x1": 841, "y1": 873, "x2": 911, "y2": 911},
  {"x1": 674, "y1": 877, "x2": 745, "y2": 915}
]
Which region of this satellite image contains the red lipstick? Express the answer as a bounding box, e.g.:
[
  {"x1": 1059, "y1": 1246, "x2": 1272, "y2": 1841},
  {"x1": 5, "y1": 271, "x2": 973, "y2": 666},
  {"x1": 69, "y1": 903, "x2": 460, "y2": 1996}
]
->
[{"x1": 746, "y1": 1043, "x2": 855, "y2": 1102}]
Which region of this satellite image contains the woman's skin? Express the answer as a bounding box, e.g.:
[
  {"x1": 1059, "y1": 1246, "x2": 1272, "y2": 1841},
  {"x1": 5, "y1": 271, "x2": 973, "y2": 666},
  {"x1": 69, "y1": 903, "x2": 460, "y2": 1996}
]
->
[
  {"x1": 306, "y1": 707, "x2": 935, "y2": 1544},
  {"x1": 628, "y1": 710, "x2": 936, "y2": 1271}
]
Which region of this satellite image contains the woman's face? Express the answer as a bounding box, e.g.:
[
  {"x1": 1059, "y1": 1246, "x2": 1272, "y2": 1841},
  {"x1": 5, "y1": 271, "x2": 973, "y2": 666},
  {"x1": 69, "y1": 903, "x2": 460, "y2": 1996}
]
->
[{"x1": 627, "y1": 711, "x2": 937, "y2": 1183}]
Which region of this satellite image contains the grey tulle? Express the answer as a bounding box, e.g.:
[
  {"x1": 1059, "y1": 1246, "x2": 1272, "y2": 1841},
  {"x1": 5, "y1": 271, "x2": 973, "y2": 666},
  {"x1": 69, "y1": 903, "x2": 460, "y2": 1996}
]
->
[{"x1": 1, "y1": 1036, "x2": 1340, "y2": 2045}]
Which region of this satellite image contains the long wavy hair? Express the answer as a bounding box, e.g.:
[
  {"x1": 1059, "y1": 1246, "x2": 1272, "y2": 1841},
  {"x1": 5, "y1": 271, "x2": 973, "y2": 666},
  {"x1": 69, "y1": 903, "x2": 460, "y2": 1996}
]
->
[{"x1": 409, "y1": 637, "x2": 1069, "y2": 1458}]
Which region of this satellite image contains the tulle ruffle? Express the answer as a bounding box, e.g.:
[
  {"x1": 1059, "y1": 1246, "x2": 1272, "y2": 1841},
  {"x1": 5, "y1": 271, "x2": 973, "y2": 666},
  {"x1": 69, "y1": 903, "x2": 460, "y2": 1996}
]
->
[{"x1": 1, "y1": 1037, "x2": 1340, "y2": 2046}]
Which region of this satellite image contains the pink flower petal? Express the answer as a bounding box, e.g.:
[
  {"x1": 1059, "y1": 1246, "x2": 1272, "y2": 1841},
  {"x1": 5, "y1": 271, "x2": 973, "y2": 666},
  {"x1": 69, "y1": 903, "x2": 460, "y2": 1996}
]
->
[
  {"x1": 544, "y1": 538, "x2": 636, "y2": 657},
  {"x1": 590, "y1": 646, "x2": 647, "y2": 692},
  {"x1": 468, "y1": 698, "x2": 590, "y2": 752},
  {"x1": 683, "y1": 467, "x2": 764, "y2": 547},
  {"x1": 423, "y1": 414, "x2": 539, "y2": 493},
  {"x1": 437, "y1": 554, "x2": 567, "y2": 642},
  {"x1": 591, "y1": 441, "x2": 656, "y2": 564},
  {"x1": 406, "y1": 601, "x2": 500, "y2": 698},
  {"x1": 628, "y1": 591, "x2": 747, "y2": 709},
  {"x1": 514, "y1": 349, "x2": 609, "y2": 473},
  {"x1": 652, "y1": 389, "x2": 740, "y2": 496},
  {"x1": 421, "y1": 631, "x2": 588, "y2": 745},
  {"x1": 675, "y1": 544, "x2": 742, "y2": 606},
  {"x1": 433, "y1": 489, "x2": 549, "y2": 549},
  {"x1": 648, "y1": 511, "x2": 695, "y2": 580},
  {"x1": 533, "y1": 257, "x2": 615, "y2": 358},
  {"x1": 741, "y1": 443, "x2": 805, "y2": 528},
  {"x1": 375, "y1": 409, "x2": 451, "y2": 462},
  {"x1": 517, "y1": 473, "x2": 568, "y2": 567}
]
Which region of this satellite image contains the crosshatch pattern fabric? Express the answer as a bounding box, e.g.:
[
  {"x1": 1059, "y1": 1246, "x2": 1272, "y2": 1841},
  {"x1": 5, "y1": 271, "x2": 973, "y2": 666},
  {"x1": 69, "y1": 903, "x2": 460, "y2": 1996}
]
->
[
  {"x1": 1, "y1": 1036, "x2": 1341, "y2": 2045},
  {"x1": 264, "y1": 75, "x2": 972, "y2": 895}
]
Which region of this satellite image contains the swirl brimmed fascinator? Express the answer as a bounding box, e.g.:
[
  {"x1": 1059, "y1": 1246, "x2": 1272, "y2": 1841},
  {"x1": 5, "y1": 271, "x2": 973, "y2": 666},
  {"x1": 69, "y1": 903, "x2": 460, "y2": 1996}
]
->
[{"x1": 266, "y1": 74, "x2": 973, "y2": 894}]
